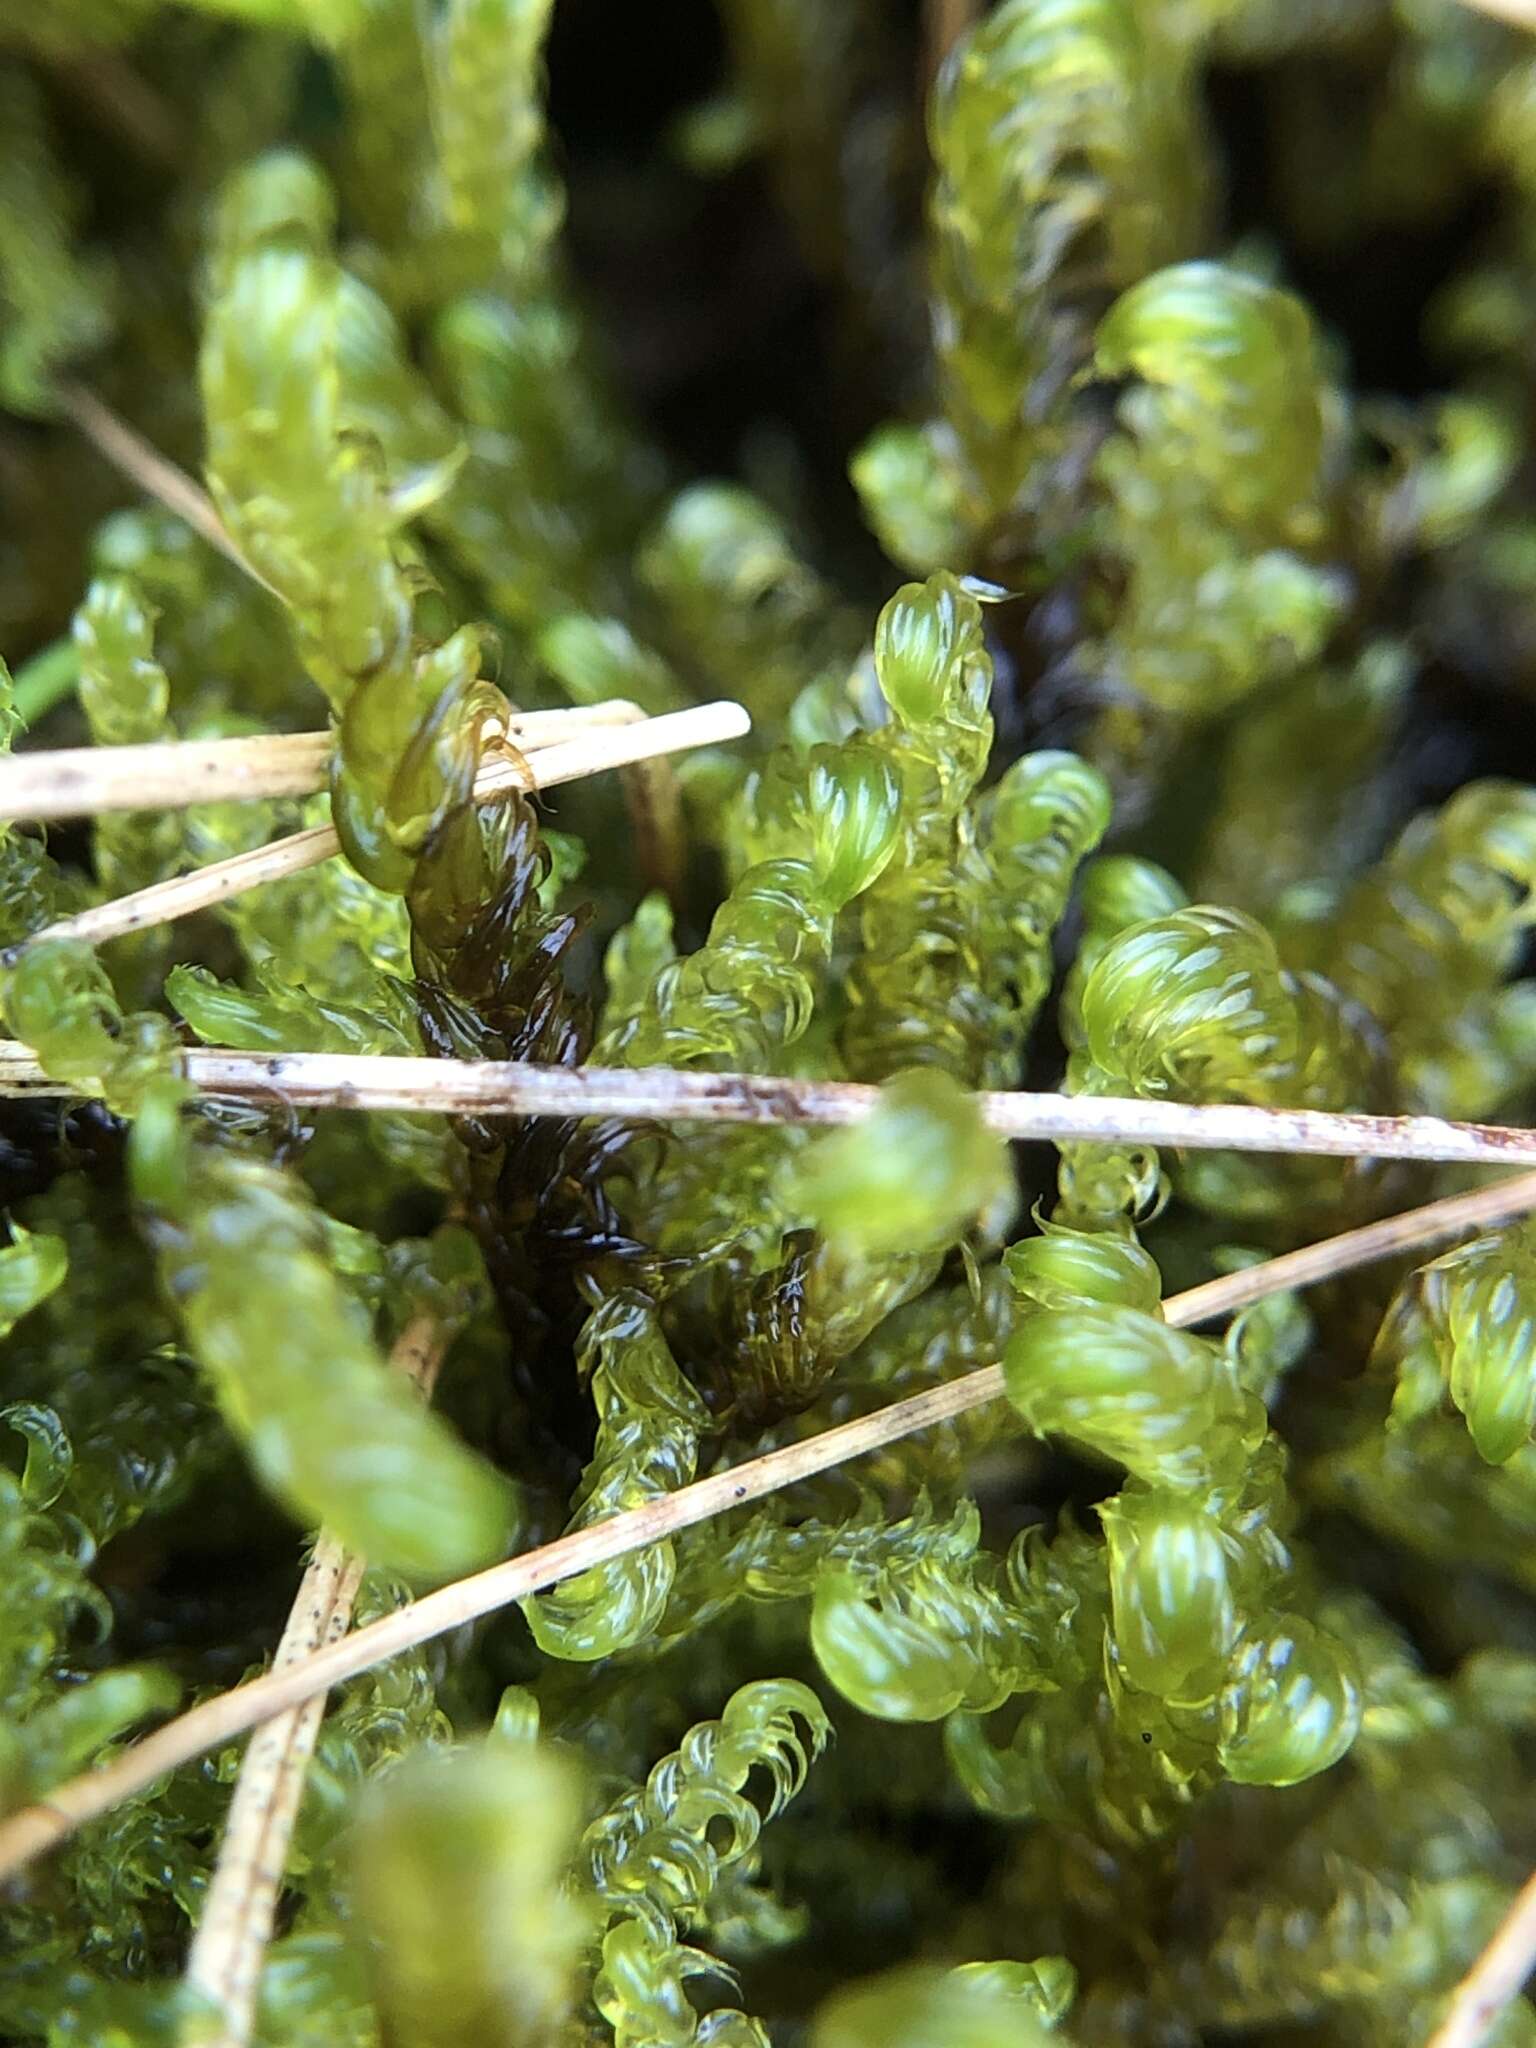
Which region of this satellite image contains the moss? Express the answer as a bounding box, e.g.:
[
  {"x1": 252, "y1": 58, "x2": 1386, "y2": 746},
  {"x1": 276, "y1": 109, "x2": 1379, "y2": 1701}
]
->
[{"x1": 5, "y1": 0, "x2": 1536, "y2": 2042}]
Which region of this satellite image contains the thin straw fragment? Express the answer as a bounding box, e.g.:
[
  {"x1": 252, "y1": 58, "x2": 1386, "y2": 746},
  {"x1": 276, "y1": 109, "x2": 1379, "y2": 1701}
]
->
[
  {"x1": 182, "y1": 1316, "x2": 446, "y2": 2048},
  {"x1": 2, "y1": 1165, "x2": 1534, "y2": 1885},
  {"x1": 1427, "y1": 1865, "x2": 1536, "y2": 2048},
  {"x1": 49, "y1": 52, "x2": 184, "y2": 169},
  {"x1": 0, "y1": 1043, "x2": 1534, "y2": 1172},
  {"x1": 57, "y1": 384, "x2": 277, "y2": 593},
  {"x1": 1453, "y1": 0, "x2": 1536, "y2": 26},
  {"x1": 0, "y1": 703, "x2": 644, "y2": 823},
  {"x1": 26, "y1": 824, "x2": 341, "y2": 951},
  {"x1": 926, "y1": 0, "x2": 979, "y2": 83},
  {"x1": 10, "y1": 699, "x2": 749, "y2": 953}
]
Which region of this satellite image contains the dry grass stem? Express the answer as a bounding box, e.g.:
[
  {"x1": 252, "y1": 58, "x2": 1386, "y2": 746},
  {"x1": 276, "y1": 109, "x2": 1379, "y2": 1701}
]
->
[
  {"x1": 1427, "y1": 1867, "x2": 1536, "y2": 2048},
  {"x1": 27, "y1": 823, "x2": 342, "y2": 951},
  {"x1": 57, "y1": 386, "x2": 277, "y2": 593},
  {"x1": 50, "y1": 54, "x2": 183, "y2": 168},
  {"x1": 12, "y1": 700, "x2": 749, "y2": 952},
  {"x1": 617, "y1": 752, "x2": 687, "y2": 905},
  {"x1": 0, "y1": 704, "x2": 645, "y2": 823},
  {"x1": 3, "y1": 1165, "x2": 1534, "y2": 1886},
  {"x1": 0, "y1": 1042, "x2": 1534, "y2": 1172},
  {"x1": 181, "y1": 1317, "x2": 446, "y2": 2048},
  {"x1": 1452, "y1": 0, "x2": 1536, "y2": 26},
  {"x1": 3, "y1": 733, "x2": 332, "y2": 822},
  {"x1": 180, "y1": 1535, "x2": 362, "y2": 2048},
  {"x1": 925, "y1": 0, "x2": 978, "y2": 87}
]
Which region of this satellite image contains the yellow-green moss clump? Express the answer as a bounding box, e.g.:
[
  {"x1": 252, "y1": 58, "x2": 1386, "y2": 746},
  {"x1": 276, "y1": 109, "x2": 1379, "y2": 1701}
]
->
[{"x1": 5, "y1": 1, "x2": 1536, "y2": 2042}]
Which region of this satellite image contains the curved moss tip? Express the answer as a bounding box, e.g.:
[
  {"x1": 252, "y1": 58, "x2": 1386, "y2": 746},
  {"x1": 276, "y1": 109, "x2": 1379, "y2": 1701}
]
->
[
  {"x1": 810, "y1": 1959, "x2": 1068, "y2": 2048},
  {"x1": 352, "y1": 1736, "x2": 589, "y2": 2048},
  {"x1": 797, "y1": 1069, "x2": 1009, "y2": 1257}
]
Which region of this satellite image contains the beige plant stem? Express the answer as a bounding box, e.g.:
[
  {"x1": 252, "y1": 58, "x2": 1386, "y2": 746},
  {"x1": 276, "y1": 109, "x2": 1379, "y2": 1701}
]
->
[
  {"x1": 10, "y1": 700, "x2": 749, "y2": 953},
  {"x1": 49, "y1": 53, "x2": 184, "y2": 169},
  {"x1": 1428, "y1": 1867, "x2": 1536, "y2": 2048},
  {"x1": 1, "y1": 1042, "x2": 1535, "y2": 1173},
  {"x1": 180, "y1": 1316, "x2": 446, "y2": 2048},
  {"x1": 2, "y1": 1166, "x2": 1534, "y2": 1886},
  {"x1": 0, "y1": 704, "x2": 646, "y2": 824},
  {"x1": 1453, "y1": 0, "x2": 1536, "y2": 26},
  {"x1": 5, "y1": 733, "x2": 333, "y2": 820},
  {"x1": 615, "y1": 750, "x2": 687, "y2": 906},
  {"x1": 57, "y1": 385, "x2": 277, "y2": 594},
  {"x1": 926, "y1": 0, "x2": 979, "y2": 83}
]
